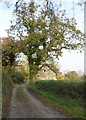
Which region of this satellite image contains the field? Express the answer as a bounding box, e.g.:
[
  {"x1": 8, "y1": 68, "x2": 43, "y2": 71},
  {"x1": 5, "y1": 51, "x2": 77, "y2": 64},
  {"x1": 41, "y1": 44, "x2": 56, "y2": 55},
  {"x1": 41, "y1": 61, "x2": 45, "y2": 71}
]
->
[{"x1": 29, "y1": 80, "x2": 85, "y2": 118}]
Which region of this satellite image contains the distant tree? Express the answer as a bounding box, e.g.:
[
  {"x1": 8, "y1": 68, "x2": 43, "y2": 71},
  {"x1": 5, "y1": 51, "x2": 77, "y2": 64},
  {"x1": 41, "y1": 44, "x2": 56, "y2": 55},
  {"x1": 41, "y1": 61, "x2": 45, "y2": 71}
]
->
[
  {"x1": 2, "y1": 37, "x2": 16, "y2": 67},
  {"x1": 81, "y1": 74, "x2": 86, "y2": 80},
  {"x1": 11, "y1": 71, "x2": 25, "y2": 83},
  {"x1": 2, "y1": 37, "x2": 21, "y2": 73},
  {"x1": 65, "y1": 71, "x2": 80, "y2": 80},
  {"x1": 18, "y1": 64, "x2": 29, "y2": 81},
  {"x1": 7, "y1": 0, "x2": 84, "y2": 81}
]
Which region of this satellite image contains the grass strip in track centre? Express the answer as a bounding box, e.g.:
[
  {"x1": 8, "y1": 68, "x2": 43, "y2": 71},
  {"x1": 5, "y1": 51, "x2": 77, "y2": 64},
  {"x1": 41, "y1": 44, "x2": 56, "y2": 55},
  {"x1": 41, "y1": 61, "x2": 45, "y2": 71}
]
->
[
  {"x1": 17, "y1": 87, "x2": 31, "y2": 107},
  {"x1": 28, "y1": 85, "x2": 85, "y2": 118}
]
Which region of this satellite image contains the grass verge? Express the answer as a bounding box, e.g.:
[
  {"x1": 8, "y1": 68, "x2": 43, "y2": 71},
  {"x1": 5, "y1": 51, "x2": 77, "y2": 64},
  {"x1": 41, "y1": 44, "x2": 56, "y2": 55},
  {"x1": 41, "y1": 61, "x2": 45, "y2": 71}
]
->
[{"x1": 28, "y1": 85, "x2": 85, "y2": 118}]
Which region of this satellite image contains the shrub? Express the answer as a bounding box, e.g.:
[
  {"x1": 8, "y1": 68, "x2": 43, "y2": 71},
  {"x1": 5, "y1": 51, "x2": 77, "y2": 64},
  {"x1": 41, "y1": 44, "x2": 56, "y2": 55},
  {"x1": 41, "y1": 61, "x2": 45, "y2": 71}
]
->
[{"x1": 11, "y1": 71, "x2": 25, "y2": 83}]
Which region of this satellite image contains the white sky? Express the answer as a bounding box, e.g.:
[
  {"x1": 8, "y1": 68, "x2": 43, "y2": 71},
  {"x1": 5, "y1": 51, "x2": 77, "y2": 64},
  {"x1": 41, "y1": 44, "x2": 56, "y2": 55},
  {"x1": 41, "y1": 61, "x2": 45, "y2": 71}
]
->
[{"x1": 0, "y1": 0, "x2": 84, "y2": 74}]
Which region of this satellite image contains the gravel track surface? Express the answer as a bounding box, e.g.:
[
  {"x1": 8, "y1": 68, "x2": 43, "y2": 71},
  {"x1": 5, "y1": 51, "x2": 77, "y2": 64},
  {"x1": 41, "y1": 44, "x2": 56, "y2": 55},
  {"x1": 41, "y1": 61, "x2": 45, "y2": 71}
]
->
[{"x1": 7, "y1": 83, "x2": 66, "y2": 118}]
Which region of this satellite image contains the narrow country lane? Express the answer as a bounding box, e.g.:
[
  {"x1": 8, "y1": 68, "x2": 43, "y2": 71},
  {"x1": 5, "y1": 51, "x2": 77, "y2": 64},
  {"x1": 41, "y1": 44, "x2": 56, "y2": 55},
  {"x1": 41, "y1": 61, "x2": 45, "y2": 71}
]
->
[{"x1": 7, "y1": 83, "x2": 66, "y2": 118}]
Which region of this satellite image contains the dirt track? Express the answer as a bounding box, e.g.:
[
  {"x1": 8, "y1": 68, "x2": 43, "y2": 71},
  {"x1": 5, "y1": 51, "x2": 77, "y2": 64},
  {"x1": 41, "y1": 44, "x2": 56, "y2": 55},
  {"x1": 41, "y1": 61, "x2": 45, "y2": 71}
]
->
[{"x1": 7, "y1": 83, "x2": 66, "y2": 118}]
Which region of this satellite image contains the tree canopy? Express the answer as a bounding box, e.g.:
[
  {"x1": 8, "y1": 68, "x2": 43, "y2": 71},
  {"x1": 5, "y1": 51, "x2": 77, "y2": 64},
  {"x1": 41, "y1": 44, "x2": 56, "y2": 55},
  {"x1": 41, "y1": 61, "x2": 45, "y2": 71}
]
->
[
  {"x1": 4, "y1": 0, "x2": 84, "y2": 80},
  {"x1": 2, "y1": 37, "x2": 16, "y2": 67}
]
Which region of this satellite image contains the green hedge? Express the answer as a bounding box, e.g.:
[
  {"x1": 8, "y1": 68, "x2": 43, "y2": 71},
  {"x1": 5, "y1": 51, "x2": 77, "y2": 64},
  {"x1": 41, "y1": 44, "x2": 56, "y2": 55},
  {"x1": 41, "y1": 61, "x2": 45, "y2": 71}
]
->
[
  {"x1": 34, "y1": 80, "x2": 85, "y2": 100},
  {"x1": 2, "y1": 69, "x2": 14, "y2": 117},
  {"x1": 2, "y1": 69, "x2": 13, "y2": 97}
]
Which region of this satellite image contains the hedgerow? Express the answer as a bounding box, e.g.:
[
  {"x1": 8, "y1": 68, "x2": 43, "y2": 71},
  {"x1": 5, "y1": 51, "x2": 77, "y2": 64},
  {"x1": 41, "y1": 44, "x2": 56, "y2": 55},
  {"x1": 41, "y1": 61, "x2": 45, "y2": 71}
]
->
[{"x1": 34, "y1": 80, "x2": 84, "y2": 100}]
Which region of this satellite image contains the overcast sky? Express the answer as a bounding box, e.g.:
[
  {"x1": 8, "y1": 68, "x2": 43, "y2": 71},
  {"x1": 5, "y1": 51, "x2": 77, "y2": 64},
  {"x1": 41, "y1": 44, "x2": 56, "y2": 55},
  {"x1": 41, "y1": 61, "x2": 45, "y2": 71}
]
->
[{"x1": 0, "y1": 0, "x2": 84, "y2": 74}]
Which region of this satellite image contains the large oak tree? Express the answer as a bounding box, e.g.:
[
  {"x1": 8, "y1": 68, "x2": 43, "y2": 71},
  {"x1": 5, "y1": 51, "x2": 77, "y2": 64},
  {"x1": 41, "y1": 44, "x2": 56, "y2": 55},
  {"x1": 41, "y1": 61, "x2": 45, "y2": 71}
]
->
[{"x1": 7, "y1": 0, "x2": 84, "y2": 81}]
